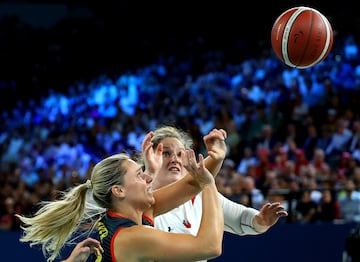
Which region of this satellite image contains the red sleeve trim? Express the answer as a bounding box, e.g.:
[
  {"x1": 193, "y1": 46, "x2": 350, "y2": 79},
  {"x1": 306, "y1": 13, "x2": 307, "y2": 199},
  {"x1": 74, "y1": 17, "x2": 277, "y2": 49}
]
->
[
  {"x1": 111, "y1": 227, "x2": 126, "y2": 262},
  {"x1": 142, "y1": 214, "x2": 154, "y2": 226}
]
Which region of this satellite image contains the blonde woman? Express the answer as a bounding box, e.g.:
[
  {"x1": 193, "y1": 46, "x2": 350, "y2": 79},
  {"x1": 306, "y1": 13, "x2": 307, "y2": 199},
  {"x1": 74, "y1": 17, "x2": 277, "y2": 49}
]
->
[{"x1": 16, "y1": 131, "x2": 224, "y2": 262}]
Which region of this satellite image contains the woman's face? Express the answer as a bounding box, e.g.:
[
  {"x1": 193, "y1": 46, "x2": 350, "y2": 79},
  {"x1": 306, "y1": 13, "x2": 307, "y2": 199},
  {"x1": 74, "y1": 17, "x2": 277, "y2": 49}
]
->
[
  {"x1": 122, "y1": 159, "x2": 155, "y2": 208},
  {"x1": 152, "y1": 137, "x2": 186, "y2": 190}
]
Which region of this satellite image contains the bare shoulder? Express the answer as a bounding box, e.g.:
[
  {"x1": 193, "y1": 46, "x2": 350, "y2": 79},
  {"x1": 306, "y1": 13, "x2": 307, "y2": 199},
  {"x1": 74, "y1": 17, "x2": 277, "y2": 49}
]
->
[{"x1": 113, "y1": 225, "x2": 161, "y2": 261}]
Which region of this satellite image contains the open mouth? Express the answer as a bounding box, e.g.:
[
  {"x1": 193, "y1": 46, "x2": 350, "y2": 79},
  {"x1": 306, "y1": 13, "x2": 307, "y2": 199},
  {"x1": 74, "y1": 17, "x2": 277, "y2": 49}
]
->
[{"x1": 168, "y1": 166, "x2": 180, "y2": 172}]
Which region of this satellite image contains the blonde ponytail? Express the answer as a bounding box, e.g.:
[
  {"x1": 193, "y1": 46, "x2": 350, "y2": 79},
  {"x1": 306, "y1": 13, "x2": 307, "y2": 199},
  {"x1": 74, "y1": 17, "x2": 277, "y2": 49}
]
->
[
  {"x1": 16, "y1": 153, "x2": 129, "y2": 261},
  {"x1": 16, "y1": 182, "x2": 102, "y2": 262}
]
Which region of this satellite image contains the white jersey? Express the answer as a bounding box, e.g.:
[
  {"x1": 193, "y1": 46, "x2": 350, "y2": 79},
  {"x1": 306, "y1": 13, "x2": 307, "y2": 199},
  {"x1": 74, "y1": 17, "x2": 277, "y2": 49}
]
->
[{"x1": 154, "y1": 192, "x2": 261, "y2": 262}]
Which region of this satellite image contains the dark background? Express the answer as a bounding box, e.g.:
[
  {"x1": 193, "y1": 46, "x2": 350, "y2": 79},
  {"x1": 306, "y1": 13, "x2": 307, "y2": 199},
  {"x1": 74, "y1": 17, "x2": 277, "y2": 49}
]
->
[{"x1": 0, "y1": 0, "x2": 359, "y2": 109}]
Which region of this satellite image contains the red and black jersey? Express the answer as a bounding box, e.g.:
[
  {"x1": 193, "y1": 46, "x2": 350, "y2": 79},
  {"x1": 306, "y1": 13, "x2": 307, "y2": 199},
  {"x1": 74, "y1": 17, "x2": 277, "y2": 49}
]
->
[{"x1": 95, "y1": 211, "x2": 154, "y2": 262}]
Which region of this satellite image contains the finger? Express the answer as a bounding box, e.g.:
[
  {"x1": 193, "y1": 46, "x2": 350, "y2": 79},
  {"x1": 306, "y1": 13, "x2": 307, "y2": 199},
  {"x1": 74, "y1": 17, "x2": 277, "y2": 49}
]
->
[
  {"x1": 277, "y1": 210, "x2": 289, "y2": 217},
  {"x1": 268, "y1": 202, "x2": 280, "y2": 206},
  {"x1": 213, "y1": 129, "x2": 226, "y2": 138},
  {"x1": 262, "y1": 203, "x2": 272, "y2": 210},
  {"x1": 155, "y1": 143, "x2": 163, "y2": 155},
  {"x1": 189, "y1": 150, "x2": 196, "y2": 161},
  {"x1": 198, "y1": 153, "x2": 204, "y2": 167},
  {"x1": 142, "y1": 139, "x2": 154, "y2": 152},
  {"x1": 81, "y1": 238, "x2": 100, "y2": 246},
  {"x1": 219, "y1": 129, "x2": 227, "y2": 139},
  {"x1": 83, "y1": 237, "x2": 104, "y2": 252},
  {"x1": 188, "y1": 154, "x2": 196, "y2": 167},
  {"x1": 93, "y1": 247, "x2": 102, "y2": 256},
  {"x1": 181, "y1": 150, "x2": 191, "y2": 166},
  {"x1": 210, "y1": 129, "x2": 226, "y2": 138},
  {"x1": 142, "y1": 132, "x2": 153, "y2": 145}
]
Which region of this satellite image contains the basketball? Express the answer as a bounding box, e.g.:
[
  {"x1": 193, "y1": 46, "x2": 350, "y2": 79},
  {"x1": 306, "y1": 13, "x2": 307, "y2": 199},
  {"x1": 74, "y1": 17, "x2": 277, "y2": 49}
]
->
[{"x1": 271, "y1": 6, "x2": 333, "y2": 69}]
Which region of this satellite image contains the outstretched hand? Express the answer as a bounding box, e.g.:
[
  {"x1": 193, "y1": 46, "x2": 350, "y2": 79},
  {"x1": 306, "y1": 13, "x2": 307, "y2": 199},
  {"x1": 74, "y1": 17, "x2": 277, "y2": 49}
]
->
[
  {"x1": 181, "y1": 150, "x2": 214, "y2": 188},
  {"x1": 141, "y1": 131, "x2": 163, "y2": 177},
  {"x1": 62, "y1": 237, "x2": 104, "y2": 262},
  {"x1": 253, "y1": 202, "x2": 288, "y2": 233},
  {"x1": 203, "y1": 128, "x2": 227, "y2": 161}
]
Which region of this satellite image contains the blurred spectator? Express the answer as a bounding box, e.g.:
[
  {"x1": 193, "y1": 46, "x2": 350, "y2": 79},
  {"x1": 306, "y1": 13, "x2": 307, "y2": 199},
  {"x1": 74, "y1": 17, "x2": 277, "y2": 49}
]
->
[
  {"x1": 0, "y1": 197, "x2": 22, "y2": 231},
  {"x1": 283, "y1": 137, "x2": 299, "y2": 162},
  {"x1": 315, "y1": 188, "x2": 341, "y2": 222},
  {"x1": 291, "y1": 92, "x2": 309, "y2": 125},
  {"x1": 254, "y1": 124, "x2": 278, "y2": 152},
  {"x1": 351, "y1": 139, "x2": 360, "y2": 163},
  {"x1": 284, "y1": 123, "x2": 304, "y2": 151},
  {"x1": 228, "y1": 175, "x2": 246, "y2": 204},
  {"x1": 294, "y1": 190, "x2": 318, "y2": 223},
  {"x1": 338, "y1": 179, "x2": 360, "y2": 223},
  {"x1": 316, "y1": 124, "x2": 333, "y2": 152},
  {"x1": 236, "y1": 146, "x2": 257, "y2": 175},
  {"x1": 266, "y1": 101, "x2": 284, "y2": 135},
  {"x1": 308, "y1": 178, "x2": 323, "y2": 204},
  {"x1": 301, "y1": 124, "x2": 319, "y2": 161},
  {"x1": 272, "y1": 149, "x2": 288, "y2": 175},
  {"x1": 214, "y1": 108, "x2": 241, "y2": 161},
  {"x1": 294, "y1": 149, "x2": 310, "y2": 176},
  {"x1": 343, "y1": 35, "x2": 359, "y2": 61},
  {"x1": 221, "y1": 159, "x2": 238, "y2": 181},
  {"x1": 323, "y1": 108, "x2": 338, "y2": 133},
  {"x1": 242, "y1": 176, "x2": 265, "y2": 210},
  {"x1": 352, "y1": 167, "x2": 360, "y2": 189},
  {"x1": 254, "y1": 148, "x2": 273, "y2": 186},
  {"x1": 261, "y1": 170, "x2": 278, "y2": 198},
  {"x1": 215, "y1": 175, "x2": 232, "y2": 198},
  {"x1": 308, "y1": 148, "x2": 331, "y2": 178},
  {"x1": 325, "y1": 118, "x2": 353, "y2": 165},
  {"x1": 337, "y1": 152, "x2": 353, "y2": 181}
]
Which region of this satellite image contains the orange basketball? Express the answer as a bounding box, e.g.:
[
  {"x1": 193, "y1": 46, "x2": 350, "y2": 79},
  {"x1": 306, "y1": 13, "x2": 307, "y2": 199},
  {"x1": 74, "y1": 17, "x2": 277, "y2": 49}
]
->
[{"x1": 271, "y1": 6, "x2": 333, "y2": 69}]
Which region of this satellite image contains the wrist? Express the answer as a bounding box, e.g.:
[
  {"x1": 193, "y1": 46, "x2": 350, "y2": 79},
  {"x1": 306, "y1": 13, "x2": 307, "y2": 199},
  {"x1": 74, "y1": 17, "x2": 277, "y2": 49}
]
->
[
  {"x1": 253, "y1": 216, "x2": 270, "y2": 233},
  {"x1": 200, "y1": 180, "x2": 216, "y2": 191}
]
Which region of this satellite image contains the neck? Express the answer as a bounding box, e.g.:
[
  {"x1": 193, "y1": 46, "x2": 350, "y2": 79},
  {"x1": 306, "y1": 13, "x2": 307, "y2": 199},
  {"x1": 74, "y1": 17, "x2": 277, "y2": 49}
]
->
[{"x1": 111, "y1": 205, "x2": 143, "y2": 225}]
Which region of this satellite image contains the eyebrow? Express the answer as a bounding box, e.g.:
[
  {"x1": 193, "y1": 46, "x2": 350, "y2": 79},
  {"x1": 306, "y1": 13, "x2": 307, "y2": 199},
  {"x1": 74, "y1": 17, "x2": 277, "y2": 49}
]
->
[{"x1": 162, "y1": 145, "x2": 185, "y2": 150}]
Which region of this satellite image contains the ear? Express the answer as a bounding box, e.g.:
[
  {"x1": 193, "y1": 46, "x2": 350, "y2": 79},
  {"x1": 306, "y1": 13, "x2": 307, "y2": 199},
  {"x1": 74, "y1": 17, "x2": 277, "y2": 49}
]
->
[{"x1": 111, "y1": 185, "x2": 126, "y2": 198}]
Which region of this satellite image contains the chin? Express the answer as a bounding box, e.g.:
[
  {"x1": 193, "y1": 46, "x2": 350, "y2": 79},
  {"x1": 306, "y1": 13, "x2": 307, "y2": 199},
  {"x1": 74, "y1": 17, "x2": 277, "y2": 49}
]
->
[
  {"x1": 169, "y1": 173, "x2": 184, "y2": 183},
  {"x1": 149, "y1": 196, "x2": 155, "y2": 206}
]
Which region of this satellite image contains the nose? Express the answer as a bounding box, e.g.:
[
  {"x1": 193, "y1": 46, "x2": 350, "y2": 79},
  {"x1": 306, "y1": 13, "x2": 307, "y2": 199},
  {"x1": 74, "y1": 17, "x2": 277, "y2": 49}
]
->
[
  {"x1": 142, "y1": 172, "x2": 153, "y2": 184},
  {"x1": 170, "y1": 152, "x2": 180, "y2": 163}
]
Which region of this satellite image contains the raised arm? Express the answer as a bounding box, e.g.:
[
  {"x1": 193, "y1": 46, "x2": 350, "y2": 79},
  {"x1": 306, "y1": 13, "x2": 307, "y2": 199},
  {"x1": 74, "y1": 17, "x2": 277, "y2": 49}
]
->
[
  {"x1": 114, "y1": 154, "x2": 224, "y2": 261},
  {"x1": 219, "y1": 193, "x2": 288, "y2": 235},
  {"x1": 141, "y1": 131, "x2": 163, "y2": 178},
  {"x1": 151, "y1": 150, "x2": 208, "y2": 216},
  {"x1": 142, "y1": 128, "x2": 227, "y2": 178},
  {"x1": 203, "y1": 128, "x2": 227, "y2": 176},
  {"x1": 141, "y1": 129, "x2": 226, "y2": 217}
]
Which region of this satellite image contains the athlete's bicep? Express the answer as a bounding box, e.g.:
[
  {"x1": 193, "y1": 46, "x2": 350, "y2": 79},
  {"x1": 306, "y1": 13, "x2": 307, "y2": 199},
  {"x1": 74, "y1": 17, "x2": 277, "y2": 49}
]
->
[
  {"x1": 152, "y1": 175, "x2": 199, "y2": 216},
  {"x1": 115, "y1": 225, "x2": 203, "y2": 261}
]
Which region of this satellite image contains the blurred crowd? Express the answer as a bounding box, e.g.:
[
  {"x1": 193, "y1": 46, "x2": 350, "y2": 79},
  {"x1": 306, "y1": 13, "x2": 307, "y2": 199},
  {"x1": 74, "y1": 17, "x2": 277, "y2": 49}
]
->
[{"x1": 2, "y1": 13, "x2": 360, "y2": 231}]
